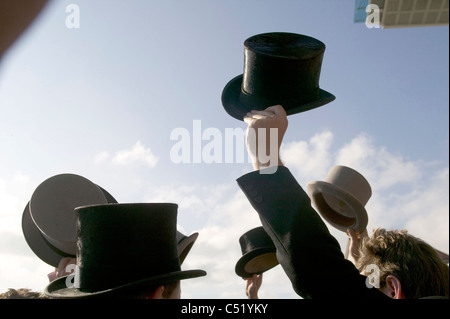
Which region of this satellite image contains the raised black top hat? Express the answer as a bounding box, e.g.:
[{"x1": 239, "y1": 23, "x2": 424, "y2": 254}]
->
[
  {"x1": 222, "y1": 32, "x2": 335, "y2": 121},
  {"x1": 235, "y1": 227, "x2": 279, "y2": 279},
  {"x1": 45, "y1": 203, "x2": 206, "y2": 298}
]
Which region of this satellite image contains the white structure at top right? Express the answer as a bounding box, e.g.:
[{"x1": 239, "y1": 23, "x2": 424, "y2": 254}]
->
[{"x1": 369, "y1": 0, "x2": 449, "y2": 28}]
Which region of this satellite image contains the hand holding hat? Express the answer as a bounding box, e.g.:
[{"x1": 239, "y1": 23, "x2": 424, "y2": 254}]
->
[
  {"x1": 244, "y1": 105, "x2": 288, "y2": 171},
  {"x1": 346, "y1": 228, "x2": 369, "y2": 263},
  {"x1": 246, "y1": 274, "x2": 263, "y2": 299}
]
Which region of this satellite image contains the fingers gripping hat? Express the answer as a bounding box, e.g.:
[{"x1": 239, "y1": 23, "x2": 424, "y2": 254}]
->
[
  {"x1": 22, "y1": 174, "x2": 117, "y2": 267},
  {"x1": 235, "y1": 227, "x2": 279, "y2": 279},
  {"x1": 222, "y1": 32, "x2": 335, "y2": 121},
  {"x1": 45, "y1": 203, "x2": 207, "y2": 298},
  {"x1": 306, "y1": 166, "x2": 371, "y2": 233}
]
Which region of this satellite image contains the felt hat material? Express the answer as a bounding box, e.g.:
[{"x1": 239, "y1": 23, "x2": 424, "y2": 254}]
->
[
  {"x1": 307, "y1": 166, "x2": 371, "y2": 233},
  {"x1": 45, "y1": 203, "x2": 206, "y2": 298},
  {"x1": 235, "y1": 227, "x2": 278, "y2": 279},
  {"x1": 222, "y1": 32, "x2": 335, "y2": 121}
]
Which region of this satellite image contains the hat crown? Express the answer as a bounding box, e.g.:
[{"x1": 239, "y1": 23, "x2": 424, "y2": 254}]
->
[
  {"x1": 240, "y1": 32, "x2": 325, "y2": 106},
  {"x1": 324, "y1": 166, "x2": 372, "y2": 206},
  {"x1": 239, "y1": 227, "x2": 275, "y2": 255},
  {"x1": 74, "y1": 203, "x2": 180, "y2": 293},
  {"x1": 29, "y1": 174, "x2": 109, "y2": 246},
  {"x1": 244, "y1": 32, "x2": 325, "y2": 59},
  {"x1": 235, "y1": 227, "x2": 278, "y2": 278}
]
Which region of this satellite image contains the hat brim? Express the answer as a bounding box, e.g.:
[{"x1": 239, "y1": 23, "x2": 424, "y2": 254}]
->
[
  {"x1": 45, "y1": 269, "x2": 207, "y2": 299},
  {"x1": 222, "y1": 75, "x2": 336, "y2": 121},
  {"x1": 306, "y1": 181, "x2": 368, "y2": 233},
  {"x1": 22, "y1": 202, "x2": 75, "y2": 267},
  {"x1": 178, "y1": 232, "x2": 199, "y2": 265},
  {"x1": 235, "y1": 247, "x2": 278, "y2": 279}
]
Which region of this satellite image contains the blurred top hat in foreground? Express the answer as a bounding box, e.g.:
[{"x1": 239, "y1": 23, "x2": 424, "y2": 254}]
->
[{"x1": 45, "y1": 203, "x2": 206, "y2": 298}]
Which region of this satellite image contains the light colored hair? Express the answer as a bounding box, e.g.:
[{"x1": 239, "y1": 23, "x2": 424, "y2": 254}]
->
[
  {"x1": 0, "y1": 288, "x2": 48, "y2": 299},
  {"x1": 356, "y1": 228, "x2": 449, "y2": 299}
]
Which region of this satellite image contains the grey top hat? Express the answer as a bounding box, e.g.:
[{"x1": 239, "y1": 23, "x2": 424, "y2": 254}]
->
[
  {"x1": 306, "y1": 166, "x2": 371, "y2": 233},
  {"x1": 235, "y1": 227, "x2": 279, "y2": 279},
  {"x1": 22, "y1": 174, "x2": 117, "y2": 267}
]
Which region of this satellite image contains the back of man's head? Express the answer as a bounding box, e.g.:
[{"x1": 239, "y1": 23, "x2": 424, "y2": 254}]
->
[{"x1": 356, "y1": 228, "x2": 449, "y2": 299}]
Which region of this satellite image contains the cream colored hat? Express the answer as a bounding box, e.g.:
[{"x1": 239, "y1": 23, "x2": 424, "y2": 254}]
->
[{"x1": 306, "y1": 166, "x2": 371, "y2": 233}]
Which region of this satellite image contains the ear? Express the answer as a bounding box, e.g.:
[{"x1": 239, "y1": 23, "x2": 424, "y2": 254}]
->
[
  {"x1": 145, "y1": 285, "x2": 165, "y2": 299},
  {"x1": 384, "y1": 275, "x2": 406, "y2": 299}
]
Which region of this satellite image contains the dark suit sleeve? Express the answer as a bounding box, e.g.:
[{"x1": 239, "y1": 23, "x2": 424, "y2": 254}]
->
[{"x1": 237, "y1": 166, "x2": 388, "y2": 299}]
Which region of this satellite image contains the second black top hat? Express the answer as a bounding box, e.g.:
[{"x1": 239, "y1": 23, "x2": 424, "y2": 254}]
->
[{"x1": 235, "y1": 227, "x2": 279, "y2": 279}]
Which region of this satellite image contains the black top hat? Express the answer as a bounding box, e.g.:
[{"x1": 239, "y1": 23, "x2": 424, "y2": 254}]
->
[
  {"x1": 222, "y1": 32, "x2": 335, "y2": 121},
  {"x1": 22, "y1": 174, "x2": 117, "y2": 267},
  {"x1": 45, "y1": 203, "x2": 206, "y2": 298},
  {"x1": 235, "y1": 227, "x2": 279, "y2": 279}
]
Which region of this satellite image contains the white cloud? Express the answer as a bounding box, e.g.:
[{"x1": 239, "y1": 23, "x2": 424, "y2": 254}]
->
[
  {"x1": 335, "y1": 133, "x2": 422, "y2": 190},
  {"x1": 400, "y1": 168, "x2": 449, "y2": 251},
  {"x1": 94, "y1": 141, "x2": 159, "y2": 168},
  {"x1": 93, "y1": 151, "x2": 109, "y2": 164},
  {"x1": 0, "y1": 172, "x2": 54, "y2": 293},
  {"x1": 280, "y1": 130, "x2": 334, "y2": 184},
  {"x1": 113, "y1": 141, "x2": 159, "y2": 167},
  {"x1": 0, "y1": 254, "x2": 52, "y2": 292},
  {"x1": 0, "y1": 172, "x2": 34, "y2": 233}
]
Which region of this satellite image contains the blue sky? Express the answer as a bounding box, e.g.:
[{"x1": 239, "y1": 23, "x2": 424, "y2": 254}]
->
[{"x1": 0, "y1": 0, "x2": 448, "y2": 299}]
